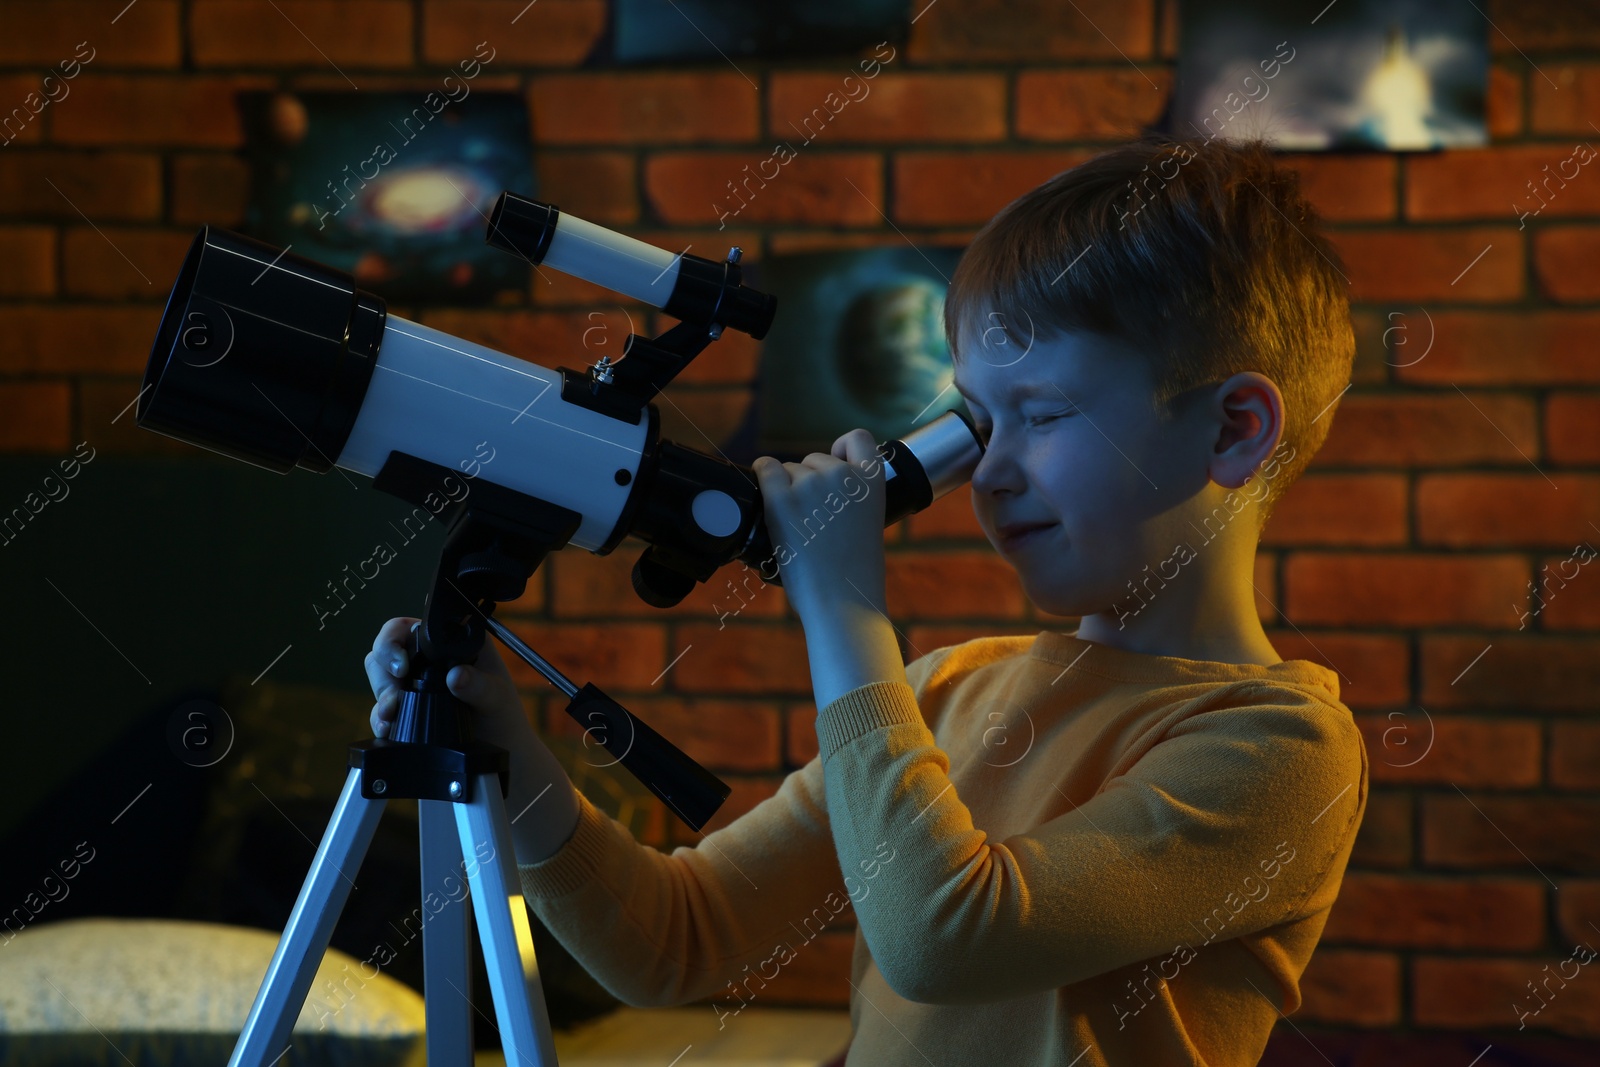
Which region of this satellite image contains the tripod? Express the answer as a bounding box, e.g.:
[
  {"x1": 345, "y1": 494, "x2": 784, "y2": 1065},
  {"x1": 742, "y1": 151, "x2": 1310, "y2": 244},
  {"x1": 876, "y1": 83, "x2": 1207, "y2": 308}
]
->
[{"x1": 227, "y1": 451, "x2": 732, "y2": 1067}]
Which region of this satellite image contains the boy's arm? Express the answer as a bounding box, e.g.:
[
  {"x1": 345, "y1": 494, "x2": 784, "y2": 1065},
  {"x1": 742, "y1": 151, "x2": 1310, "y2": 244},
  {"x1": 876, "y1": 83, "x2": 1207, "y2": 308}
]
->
[
  {"x1": 809, "y1": 613, "x2": 1369, "y2": 1007},
  {"x1": 515, "y1": 742, "x2": 849, "y2": 1015}
]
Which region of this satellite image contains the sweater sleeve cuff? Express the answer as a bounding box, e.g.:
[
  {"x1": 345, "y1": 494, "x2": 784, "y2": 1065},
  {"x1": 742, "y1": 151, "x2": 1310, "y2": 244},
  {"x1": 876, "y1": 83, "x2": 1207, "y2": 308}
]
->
[
  {"x1": 516, "y1": 788, "x2": 615, "y2": 899},
  {"x1": 816, "y1": 679, "x2": 926, "y2": 764}
]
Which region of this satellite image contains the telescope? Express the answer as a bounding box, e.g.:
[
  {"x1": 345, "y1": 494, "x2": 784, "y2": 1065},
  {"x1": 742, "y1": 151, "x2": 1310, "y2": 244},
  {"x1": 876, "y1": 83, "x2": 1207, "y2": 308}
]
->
[
  {"x1": 137, "y1": 193, "x2": 984, "y2": 1067},
  {"x1": 137, "y1": 191, "x2": 983, "y2": 611}
]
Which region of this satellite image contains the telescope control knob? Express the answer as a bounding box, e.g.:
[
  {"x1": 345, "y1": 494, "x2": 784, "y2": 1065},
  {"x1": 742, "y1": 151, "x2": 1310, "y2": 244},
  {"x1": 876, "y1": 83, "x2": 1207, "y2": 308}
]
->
[{"x1": 632, "y1": 548, "x2": 697, "y2": 609}]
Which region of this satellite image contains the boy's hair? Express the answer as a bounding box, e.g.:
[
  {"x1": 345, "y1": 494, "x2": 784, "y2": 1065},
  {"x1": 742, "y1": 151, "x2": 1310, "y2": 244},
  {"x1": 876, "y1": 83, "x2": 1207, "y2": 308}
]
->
[{"x1": 943, "y1": 134, "x2": 1354, "y2": 532}]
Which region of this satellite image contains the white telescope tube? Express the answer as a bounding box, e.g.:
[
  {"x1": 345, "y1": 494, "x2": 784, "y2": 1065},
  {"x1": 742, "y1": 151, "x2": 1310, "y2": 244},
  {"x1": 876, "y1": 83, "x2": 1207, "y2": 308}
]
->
[{"x1": 335, "y1": 315, "x2": 648, "y2": 552}]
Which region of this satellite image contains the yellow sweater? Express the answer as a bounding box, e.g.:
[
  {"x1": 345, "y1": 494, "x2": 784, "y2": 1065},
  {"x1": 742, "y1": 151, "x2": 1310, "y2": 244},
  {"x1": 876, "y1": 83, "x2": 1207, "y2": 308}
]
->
[{"x1": 517, "y1": 628, "x2": 1369, "y2": 1065}]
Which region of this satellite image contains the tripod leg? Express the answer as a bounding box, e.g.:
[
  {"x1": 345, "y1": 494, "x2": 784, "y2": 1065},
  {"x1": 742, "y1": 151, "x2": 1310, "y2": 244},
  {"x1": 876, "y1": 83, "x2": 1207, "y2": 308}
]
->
[
  {"x1": 420, "y1": 798, "x2": 475, "y2": 1064},
  {"x1": 455, "y1": 771, "x2": 560, "y2": 1067},
  {"x1": 229, "y1": 766, "x2": 387, "y2": 1067}
]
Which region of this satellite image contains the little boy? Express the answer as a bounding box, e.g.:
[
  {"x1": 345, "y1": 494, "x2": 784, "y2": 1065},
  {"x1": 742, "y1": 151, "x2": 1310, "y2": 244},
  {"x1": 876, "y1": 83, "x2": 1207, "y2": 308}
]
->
[{"x1": 367, "y1": 133, "x2": 1368, "y2": 1066}]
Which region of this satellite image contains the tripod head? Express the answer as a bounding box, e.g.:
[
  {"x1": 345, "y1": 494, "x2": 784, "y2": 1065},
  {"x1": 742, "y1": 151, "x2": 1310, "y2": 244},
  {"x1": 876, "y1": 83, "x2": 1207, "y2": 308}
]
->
[{"x1": 354, "y1": 448, "x2": 731, "y2": 831}]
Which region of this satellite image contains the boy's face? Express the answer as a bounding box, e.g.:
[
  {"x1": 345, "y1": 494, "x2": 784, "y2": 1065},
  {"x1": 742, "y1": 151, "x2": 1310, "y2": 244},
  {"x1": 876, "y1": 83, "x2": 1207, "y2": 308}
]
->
[{"x1": 952, "y1": 324, "x2": 1226, "y2": 619}]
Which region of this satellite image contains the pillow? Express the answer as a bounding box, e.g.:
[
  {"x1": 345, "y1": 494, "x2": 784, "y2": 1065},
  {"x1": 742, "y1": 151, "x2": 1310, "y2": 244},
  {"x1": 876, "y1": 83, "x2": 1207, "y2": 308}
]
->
[{"x1": 0, "y1": 917, "x2": 425, "y2": 1067}]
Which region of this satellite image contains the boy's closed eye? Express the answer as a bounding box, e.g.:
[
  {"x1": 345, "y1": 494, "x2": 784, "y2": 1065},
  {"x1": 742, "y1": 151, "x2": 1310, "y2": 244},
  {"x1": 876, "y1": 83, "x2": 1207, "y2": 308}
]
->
[{"x1": 970, "y1": 410, "x2": 1076, "y2": 444}]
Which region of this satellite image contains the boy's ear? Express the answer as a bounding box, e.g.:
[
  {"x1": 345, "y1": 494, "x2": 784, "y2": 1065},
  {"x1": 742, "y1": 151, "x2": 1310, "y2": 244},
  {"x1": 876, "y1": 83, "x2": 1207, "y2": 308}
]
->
[{"x1": 1208, "y1": 372, "x2": 1284, "y2": 490}]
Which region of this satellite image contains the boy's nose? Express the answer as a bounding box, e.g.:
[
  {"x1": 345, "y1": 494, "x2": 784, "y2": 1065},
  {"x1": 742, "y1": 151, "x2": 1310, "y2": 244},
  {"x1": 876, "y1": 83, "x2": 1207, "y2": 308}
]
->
[{"x1": 970, "y1": 442, "x2": 1025, "y2": 497}]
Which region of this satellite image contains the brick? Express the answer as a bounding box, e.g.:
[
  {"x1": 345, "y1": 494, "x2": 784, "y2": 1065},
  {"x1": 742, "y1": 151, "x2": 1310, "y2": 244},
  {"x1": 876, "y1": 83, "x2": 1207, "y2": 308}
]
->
[
  {"x1": 688, "y1": 775, "x2": 781, "y2": 839},
  {"x1": 1259, "y1": 474, "x2": 1407, "y2": 547},
  {"x1": 1355, "y1": 714, "x2": 1540, "y2": 787},
  {"x1": 1554, "y1": 879, "x2": 1600, "y2": 947},
  {"x1": 63, "y1": 227, "x2": 195, "y2": 300},
  {"x1": 539, "y1": 717, "x2": 670, "y2": 847},
  {"x1": 531, "y1": 151, "x2": 637, "y2": 225},
  {"x1": 0, "y1": 151, "x2": 161, "y2": 221},
  {"x1": 1490, "y1": 5, "x2": 1600, "y2": 52},
  {"x1": 498, "y1": 563, "x2": 547, "y2": 615},
  {"x1": 422, "y1": 0, "x2": 605, "y2": 67},
  {"x1": 414, "y1": 307, "x2": 642, "y2": 367},
  {"x1": 530, "y1": 73, "x2": 758, "y2": 145},
  {"x1": 1323, "y1": 873, "x2": 1544, "y2": 949},
  {"x1": 496, "y1": 619, "x2": 667, "y2": 691},
  {"x1": 1294, "y1": 949, "x2": 1400, "y2": 1026},
  {"x1": 498, "y1": 271, "x2": 590, "y2": 315},
  {"x1": 670, "y1": 622, "x2": 812, "y2": 695},
  {"x1": 906, "y1": 0, "x2": 1155, "y2": 63},
  {"x1": 1313, "y1": 392, "x2": 1539, "y2": 468},
  {"x1": 1350, "y1": 309, "x2": 1404, "y2": 385},
  {"x1": 1416, "y1": 474, "x2": 1600, "y2": 549},
  {"x1": 1546, "y1": 394, "x2": 1600, "y2": 465},
  {"x1": 785, "y1": 704, "x2": 819, "y2": 765},
  {"x1": 1348, "y1": 789, "x2": 1412, "y2": 869},
  {"x1": 905, "y1": 481, "x2": 984, "y2": 541},
  {"x1": 1423, "y1": 794, "x2": 1600, "y2": 870},
  {"x1": 883, "y1": 551, "x2": 1027, "y2": 619},
  {"x1": 1279, "y1": 153, "x2": 1397, "y2": 222},
  {"x1": 893, "y1": 150, "x2": 1089, "y2": 225},
  {"x1": 0, "y1": 382, "x2": 72, "y2": 452},
  {"x1": 655, "y1": 385, "x2": 755, "y2": 454},
  {"x1": 170, "y1": 154, "x2": 251, "y2": 227},
  {"x1": 669, "y1": 323, "x2": 759, "y2": 385},
  {"x1": 190, "y1": 1, "x2": 414, "y2": 68},
  {"x1": 764, "y1": 928, "x2": 857, "y2": 1008},
  {"x1": 1284, "y1": 553, "x2": 1528, "y2": 628},
  {"x1": 0, "y1": 76, "x2": 48, "y2": 146},
  {"x1": 287, "y1": 72, "x2": 524, "y2": 91},
  {"x1": 545, "y1": 694, "x2": 781, "y2": 772},
  {"x1": 1421, "y1": 634, "x2": 1600, "y2": 711},
  {"x1": 1539, "y1": 548, "x2": 1600, "y2": 630},
  {"x1": 550, "y1": 542, "x2": 787, "y2": 622},
  {"x1": 1413, "y1": 956, "x2": 1600, "y2": 1036},
  {"x1": 1266, "y1": 630, "x2": 1409, "y2": 711},
  {"x1": 1016, "y1": 69, "x2": 1170, "y2": 142},
  {"x1": 1405, "y1": 145, "x2": 1600, "y2": 222},
  {"x1": 1330, "y1": 228, "x2": 1523, "y2": 302},
  {"x1": 688, "y1": 927, "x2": 855, "y2": 1009},
  {"x1": 1396, "y1": 312, "x2": 1600, "y2": 385},
  {"x1": 1550, "y1": 723, "x2": 1600, "y2": 789},
  {"x1": 768, "y1": 230, "x2": 976, "y2": 255},
  {"x1": 1534, "y1": 228, "x2": 1600, "y2": 302},
  {"x1": 1532, "y1": 64, "x2": 1600, "y2": 134},
  {"x1": 0, "y1": 307, "x2": 158, "y2": 374},
  {"x1": 1488, "y1": 64, "x2": 1523, "y2": 140},
  {"x1": 52, "y1": 77, "x2": 274, "y2": 147},
  {"x1": 0, "y1": 1, "x2": 180, "y2": 66},
  {"x1": 0, "y1": 227, "x2": 55, "y2": 297},
  {"x1": 648, "y1": 152, "x2": 882, "y2": 227},
  {"x1": 772, "y1": 73, "x2": 1004, "y2": 144}
]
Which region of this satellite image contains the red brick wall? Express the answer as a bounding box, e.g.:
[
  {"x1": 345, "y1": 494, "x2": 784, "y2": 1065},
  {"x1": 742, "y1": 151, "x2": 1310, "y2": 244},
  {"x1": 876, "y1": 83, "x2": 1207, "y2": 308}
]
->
[{"x1": 4, "y1": 0, "x2": 1598, "y2": 1044}]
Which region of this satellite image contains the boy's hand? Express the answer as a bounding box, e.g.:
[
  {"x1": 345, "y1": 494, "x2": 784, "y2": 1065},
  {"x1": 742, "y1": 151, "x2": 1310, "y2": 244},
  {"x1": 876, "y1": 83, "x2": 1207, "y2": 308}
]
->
[
  {"x1": 751, "y1": 428, "x2": 889, "y2": 625},
  {"x1": 365, "y1": 616, "x2": 527, "y2": 739},
  {"x1": 366, "y1": 617, "x2": 583, "y2": 866}
]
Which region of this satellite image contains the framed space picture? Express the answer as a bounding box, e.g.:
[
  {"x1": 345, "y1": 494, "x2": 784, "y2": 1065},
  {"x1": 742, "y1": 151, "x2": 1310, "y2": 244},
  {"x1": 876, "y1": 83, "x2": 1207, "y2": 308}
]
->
[
  {"x1": 238, "y1": 90, "x2": 535, "y2": 304},
  {"x1": 1171, "y1": 0, "x2": 1488, "y2": 150},
  {"x1": 752, "y1": 245, "x2": 966, "y2": 458},
  {"x1": 603, "y1": 0, "x2": 907, "y2": 64}
]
